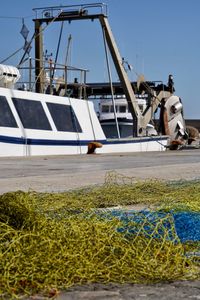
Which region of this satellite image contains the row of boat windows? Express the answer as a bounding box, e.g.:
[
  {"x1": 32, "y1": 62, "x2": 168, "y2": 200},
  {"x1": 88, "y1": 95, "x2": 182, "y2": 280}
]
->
[
  {"x1": 0, "y1": 96, "x2": 82, "y2": 132},
  {"x1": 101, "y1": 105, "x2": 127, "y2": 113},
  {"x1": 101, "y1": 104, "x2": 144, "y2": 113}
]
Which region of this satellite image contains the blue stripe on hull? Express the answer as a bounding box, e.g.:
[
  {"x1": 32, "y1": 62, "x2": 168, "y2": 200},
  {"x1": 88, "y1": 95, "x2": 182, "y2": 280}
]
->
[
  {"x1": 104, "y1": 136, "x2": 167, "y2": 145},
  {"x1": 0, "y1": 135, "x2": 167, "y2": 146},
  {"x1": 0, "y1": 135, "x2": 106, "y2": 146}
]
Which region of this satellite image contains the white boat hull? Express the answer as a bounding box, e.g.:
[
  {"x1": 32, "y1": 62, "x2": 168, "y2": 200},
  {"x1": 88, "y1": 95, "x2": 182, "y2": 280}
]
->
[
  {"x1": 0, "y1": 87, "x2": 167, "y2": 157},
  {"x1": 0, "y1": 136, "x2": 167, "y2": 157},
  {"x1": 97, "y1": 136, "x2": 167, "y2": 154}
]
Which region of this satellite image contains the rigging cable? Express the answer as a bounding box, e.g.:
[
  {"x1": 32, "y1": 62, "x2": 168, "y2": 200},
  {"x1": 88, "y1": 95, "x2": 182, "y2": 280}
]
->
[
  {"x1": 1, "y1": 11, "x2": 64, "y2": 66},
  {"x1": 67, "y1": 94, "x2": 82, "y2": 154},
  {"x1": 64, "y1": 34, "x2": 72, "y2": 83},
  {"x1": 101, "y1": 25, "x2": 121, "y2": 139},
  {"x1": 52, "y1": 21, "x2": 64, "y2": 79},
  {"x1": 86, "y1": 94, "x2": 97, "y2": 142},
  {"x1": 65, "y1": 34, "x2": 72, "y2": 67},
  {"x1": 0, "y1": 46, "x2": 24, "y2": 64}
]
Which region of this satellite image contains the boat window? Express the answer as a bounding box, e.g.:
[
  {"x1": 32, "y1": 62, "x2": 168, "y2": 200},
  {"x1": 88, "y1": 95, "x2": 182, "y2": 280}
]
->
[
  {"x1": 12, "y1": 98, "x2": 52, "y2": 130},
  {"x1": 139, "y1": 105, "x2": 144, "y2": 112},
  {"x1": 119, "y1": 105, "x2": 126, "y2": 113},
  {"x1": 46, "y1": 102, "x2": 82, "y2": 132},
  {"x1": 101, "y1": 105, "x2": 109, "y2": 113},
  {"x1": 110, "y1": 105, "x2": 119, "y2": 113},
  {"x1": 0, "y1": 96, "x2": 18, "y2": 128}
]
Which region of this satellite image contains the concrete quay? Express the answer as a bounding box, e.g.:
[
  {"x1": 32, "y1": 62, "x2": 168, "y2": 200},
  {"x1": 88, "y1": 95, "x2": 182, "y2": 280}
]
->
[
  {"x1": 0, "y1": 149, "x2": 199, "y2": 194},
  {"x1": 56, "y1": 281, "x2": 200, "y2": 300}
]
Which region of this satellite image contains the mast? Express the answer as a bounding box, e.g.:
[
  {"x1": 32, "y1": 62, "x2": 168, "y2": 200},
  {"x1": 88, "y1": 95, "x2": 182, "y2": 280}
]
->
[{"x1": 34, "y1": 19, "x2": 44, "y2": 93}]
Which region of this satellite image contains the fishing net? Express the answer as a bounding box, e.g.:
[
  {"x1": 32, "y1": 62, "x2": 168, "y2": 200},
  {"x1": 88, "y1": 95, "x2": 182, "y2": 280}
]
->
[{"x1": 0, "y1": 172, "x2": 199, "y2": 298}]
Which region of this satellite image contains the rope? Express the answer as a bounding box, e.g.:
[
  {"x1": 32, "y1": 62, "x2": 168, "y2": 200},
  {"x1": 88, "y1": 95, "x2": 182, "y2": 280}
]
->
[
  {"x1": 86, "y1": 97, "x2": 97, "y2": 141},
  {"x1": 0, "y1": 47, "x2": 24, "y2": 64},
  {"x1": 67, "y1": 94, "x2": 82, "y2": 154},
  {"x1": 149, "y1": 134, "x2": 168, "y2": 148},
  {"x1": 52, "y1": 21, "x2": 64, "y2": 79},
  {"x1": 31, "y1": 68, "x2": 45, "y2": 91},
  {"x1": 101, "y1": 24, "x2": 121, "y2": 139}
]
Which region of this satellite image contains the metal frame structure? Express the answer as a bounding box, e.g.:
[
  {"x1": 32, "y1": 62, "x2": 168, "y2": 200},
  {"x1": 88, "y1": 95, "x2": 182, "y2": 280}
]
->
[{"x1": 33, "y1": 3, "x2": 173, "y2": 137}]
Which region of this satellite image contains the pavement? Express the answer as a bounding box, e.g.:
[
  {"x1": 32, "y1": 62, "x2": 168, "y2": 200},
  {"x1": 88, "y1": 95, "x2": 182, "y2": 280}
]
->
[
  {"x1": 55, "y1": 281, "x2": 200, "y2": 300},
  {"x1": 0, "y1": 149, "x2": 200, "y2": 299},
  {"x1": 0, "y1": 148, "x2": 199, "y2": 194}
]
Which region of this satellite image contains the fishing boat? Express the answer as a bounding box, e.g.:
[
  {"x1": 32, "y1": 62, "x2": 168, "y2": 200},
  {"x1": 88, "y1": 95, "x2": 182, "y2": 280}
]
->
[
  {"x1": 0, "y1": 3, "x2": 188, "y2": 157},
  {"x1": 89, "y1": 83, "x2": 157, "y2": 138},
  {"x1": 98, "y1": 96, "x2": 157, "y2": 138}
]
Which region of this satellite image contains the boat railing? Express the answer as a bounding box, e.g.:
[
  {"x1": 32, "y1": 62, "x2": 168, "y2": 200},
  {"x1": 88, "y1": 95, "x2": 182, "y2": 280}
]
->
[
  {"x1": 33, "y1": 3, "x2": 107, "y2": 20},
  {"x1": 17, "y1": 57, "x2": 89, "y2": 98}
]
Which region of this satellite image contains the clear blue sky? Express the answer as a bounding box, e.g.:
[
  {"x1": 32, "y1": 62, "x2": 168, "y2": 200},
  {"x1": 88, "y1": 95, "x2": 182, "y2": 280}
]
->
[{"x1": 0, "y1": 0, "x2": 199, "y2": 118}]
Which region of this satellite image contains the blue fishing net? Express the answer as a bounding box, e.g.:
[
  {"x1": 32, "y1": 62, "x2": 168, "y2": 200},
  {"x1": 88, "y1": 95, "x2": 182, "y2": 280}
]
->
[
  {"x1": 173, "y1": 211, "x2": 200, "y2": 242},
  {"x1": 111, "y1": 210, "x2": 200, "y2": 243}
]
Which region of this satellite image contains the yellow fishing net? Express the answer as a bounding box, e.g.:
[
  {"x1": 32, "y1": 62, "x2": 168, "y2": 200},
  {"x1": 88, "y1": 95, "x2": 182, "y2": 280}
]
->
[{"x1": 0, "y1": 172, "x2": 199, "y2": 298}]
